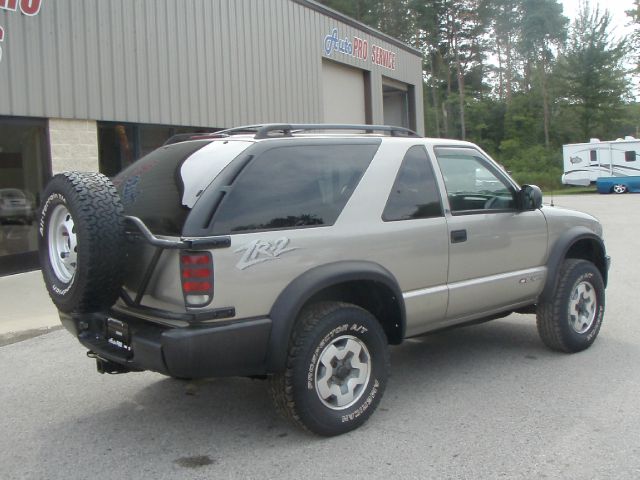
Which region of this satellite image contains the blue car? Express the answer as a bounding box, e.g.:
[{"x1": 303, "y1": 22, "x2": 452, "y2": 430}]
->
[{"x1": 596, "y1": 176, "x2": 640, "y2": 194}]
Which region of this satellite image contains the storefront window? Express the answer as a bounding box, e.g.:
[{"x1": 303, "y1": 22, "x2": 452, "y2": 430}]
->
[
  {"x1": 98, "y1": 122, "x2": 219, "y2": 176},
  {"x1": 0, "y1": 117, "x2": 50, "y2": 275}
]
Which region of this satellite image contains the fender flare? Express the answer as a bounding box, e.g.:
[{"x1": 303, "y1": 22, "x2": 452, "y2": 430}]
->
[
  {"x1": 266, "y1": 261, "x2": 406, "y2": 372},
  {"x1": 540, "y1": 226, "x2": 608, "y2": 303}
]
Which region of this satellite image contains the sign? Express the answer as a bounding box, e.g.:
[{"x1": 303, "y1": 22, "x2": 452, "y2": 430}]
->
[
  {"x1": 0, "y1": 0, "x2": 43, "y2": 65},
  {"x1": 323, "y1": 27, "x2": 396, "y2": 71}
]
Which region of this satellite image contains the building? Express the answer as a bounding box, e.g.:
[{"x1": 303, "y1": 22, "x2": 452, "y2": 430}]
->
[{"x1": 0, "y1": 0, "x2": 424, "y2": 276}]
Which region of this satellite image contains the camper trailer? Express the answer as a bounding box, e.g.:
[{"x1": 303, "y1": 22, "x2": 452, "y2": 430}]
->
[{"x1": 562, "y1": 137, "x2": 640, "y2": 186}]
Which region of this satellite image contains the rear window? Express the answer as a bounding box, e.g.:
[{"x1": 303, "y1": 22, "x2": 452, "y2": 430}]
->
[
  {"x1": 210, "y1": 144, "x2": 378, "y2": 234},
  {"x1": 113, "y1": 140, "x2": 251, "y2": 235}
]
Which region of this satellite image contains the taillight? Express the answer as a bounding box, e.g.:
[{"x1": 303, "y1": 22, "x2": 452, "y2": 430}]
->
[{"x1": 180, "y1": 251, "x2": 213, "y2": 307}]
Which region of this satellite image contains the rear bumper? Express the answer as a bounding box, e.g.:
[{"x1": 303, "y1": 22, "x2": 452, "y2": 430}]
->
[{"x1": 60, "y1": 311, "x2": 272, "y2": 378}]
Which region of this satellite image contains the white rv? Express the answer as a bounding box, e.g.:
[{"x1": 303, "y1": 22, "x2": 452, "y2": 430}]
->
[{"x1": 562, "y1": 137, "x2": 640, "y2": 186}]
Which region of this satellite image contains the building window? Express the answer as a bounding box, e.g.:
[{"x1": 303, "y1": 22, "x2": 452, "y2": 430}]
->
[
  {"x1": 98, "y1": 122, "x2": 219, "y2": 176},
  {"x1": 0, "y1": 117, "x2": 50, "y2": 276}
]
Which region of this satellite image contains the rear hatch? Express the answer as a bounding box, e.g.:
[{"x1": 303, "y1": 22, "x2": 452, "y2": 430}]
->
[{"x1": 112, "y1": 139, "x2": 253, "y2": 317}]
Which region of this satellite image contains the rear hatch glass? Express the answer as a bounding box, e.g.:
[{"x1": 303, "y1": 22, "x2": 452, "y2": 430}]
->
[{"x1": 113, "y1": 139, "x2": 252, "y2": 235}]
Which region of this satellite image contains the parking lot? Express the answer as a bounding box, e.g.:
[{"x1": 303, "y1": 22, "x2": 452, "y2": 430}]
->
[{"x1": 2, "y1": 193, "x2": 640, "y2": 480}]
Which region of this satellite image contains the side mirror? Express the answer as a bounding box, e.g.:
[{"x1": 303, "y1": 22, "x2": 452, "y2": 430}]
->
[{"x1": 519, "y1": 185, "x2": 543, "y2": 210}]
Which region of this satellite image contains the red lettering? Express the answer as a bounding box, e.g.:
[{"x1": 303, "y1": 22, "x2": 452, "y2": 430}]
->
[
  {"x1": 0, "y1": 0, "x2": 18, "y2": 12},
  {"x1": 0, "y1": 27, "x2": 4, "y2": 42},
  {"x1": 362, "y1": 40, "x2": 368, "y2": 60},
  {"x1": 20, "y1": 0, "x2": 41, "y2": 16}
]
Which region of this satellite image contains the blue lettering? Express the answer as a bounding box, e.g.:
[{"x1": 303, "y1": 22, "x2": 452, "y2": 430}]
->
[
  {"x1": 324, "y1": 28, "x2": 338, "y2": 56},
  {"x1": 323, "y1": 27, "x2": 353, "y2": 57}
]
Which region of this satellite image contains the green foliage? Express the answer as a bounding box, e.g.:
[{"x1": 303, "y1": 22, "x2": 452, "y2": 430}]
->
[
  {"x1": 627, "y1": 0, "x2": 640, "y2": 73},
  {"x1": 319, "y1": 0, "x2": 637, "y2": 187},
  {"x1": 496, "y1": 144, "x2": 564, "y2": 191},
  {"x1": 555, "y1": 3, "x2": 631, "y2": 141}
]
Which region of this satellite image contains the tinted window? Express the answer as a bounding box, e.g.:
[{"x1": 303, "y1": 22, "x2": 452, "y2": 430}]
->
[
  {"x1": 383, "y1": 146, "x2": 443, "y2": 221},
  {"x1": 590, "y1": 150, "x2": 598, "y2": 162},
  {"x1": 210, "y1": 144, "x2": 378, "y2": 234},
  {"x1": 435, "y1": 148, "x2": 516, "y2": 213},
  {"x1": 113, "y1": 140, "x2": 210, "y2": 236},
  {"x1": 625, "y1": 150, "x2": 636, "y2": 162}
]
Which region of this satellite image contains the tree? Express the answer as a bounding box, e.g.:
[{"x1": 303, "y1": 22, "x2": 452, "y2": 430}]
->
[
  {"x1": 487, "y1": 0, "x2": 521, "y2": 103},
  {"x1": 518, "y1": 0, "x2": 568, "y2": 148},
  {"x1": 627, "y1": 0, "x2": 640, "y2": 74},
  {"x1": 556, "y1": 2, "x2": 631, "y2": 141}
]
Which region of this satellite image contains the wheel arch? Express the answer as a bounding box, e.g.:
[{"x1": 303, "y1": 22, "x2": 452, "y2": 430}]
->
[
  {"x1": 540, "y1": 227, "x2": 608, "y2": 303},
  {"x1": 266, "y1": 261, "x2": 406, "y2": 372}
]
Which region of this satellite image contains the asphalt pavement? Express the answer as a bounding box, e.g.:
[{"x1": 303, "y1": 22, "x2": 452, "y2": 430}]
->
[{"x1": 2, "y1": 193, "x2": 640, "y2": 480}]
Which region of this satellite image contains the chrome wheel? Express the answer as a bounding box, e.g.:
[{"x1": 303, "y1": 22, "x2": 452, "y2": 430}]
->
[
  {"x1": 314, "y1": 335, "x2": 371, "y2": 410},
  {"x1": 48, "y1": 204, "x2": 78, "y2": 283},
  {"x1": 568, "y1": 281, "x2": 597, "y2": 334},
  {"x1": 612, "y1": 184, "x2": 627, "y2": 194}
]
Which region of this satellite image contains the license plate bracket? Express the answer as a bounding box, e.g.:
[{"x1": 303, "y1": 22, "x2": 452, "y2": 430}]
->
[{"x1": 106, "y1": 318, "x2": 132, "y2": 352}]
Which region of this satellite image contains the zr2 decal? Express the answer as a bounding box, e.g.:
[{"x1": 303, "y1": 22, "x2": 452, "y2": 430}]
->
[{"x1": 234, "y1": 237, "x2": 298, "y2": 270}]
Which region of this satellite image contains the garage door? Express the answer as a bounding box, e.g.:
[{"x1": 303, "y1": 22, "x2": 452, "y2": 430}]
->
[
  {"x1": 322, "y1": 60, "x2": 366, "y2": 124},
  {"x1": 383, "y1": 78, "x2": 409, "y2": 128}
]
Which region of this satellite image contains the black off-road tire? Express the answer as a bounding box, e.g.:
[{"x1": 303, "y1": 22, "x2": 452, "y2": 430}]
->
[
  {"x1": 269, "y1": 301, "x2": 389, "y2": 436},
  {"x1": 536, "y1": 259, "x2": 605, "y2": 353},
  {"x1": 38, "y1": 172, "x2": 126, "y2": 313}
]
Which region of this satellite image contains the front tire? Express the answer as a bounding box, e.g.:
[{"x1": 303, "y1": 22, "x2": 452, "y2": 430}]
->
[
  {"x1": 269, "y1": 302, "x2": 389, "y2": 436},
  {"x1": 612, "y1": 184, "x2": 628, "y2": 194},
  {"x1": 536, "y1": 259, "x2": 605, "y2": 353}
]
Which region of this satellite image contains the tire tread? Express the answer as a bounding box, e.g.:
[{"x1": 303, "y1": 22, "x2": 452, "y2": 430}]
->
[{"x1": 536, "y1": 259, "x2": 603, "y2": 353}]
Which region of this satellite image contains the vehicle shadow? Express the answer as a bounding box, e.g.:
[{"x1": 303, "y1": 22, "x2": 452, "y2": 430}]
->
[{"x1": 37, "y1": 315, "x2": 589, "y2": 468}]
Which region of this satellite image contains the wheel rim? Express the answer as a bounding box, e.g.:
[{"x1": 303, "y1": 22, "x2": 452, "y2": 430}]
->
[
  {"x1": 314, "y1": 334, "x2": 371, "y2": 410},
  {"x1": 568, "y1": 281, "x2": 597, "y2": 334},
  {"x1": 613, "y1": 184, "x2": 626, "y2": 194},
  {"x1": 47, "y1": 204, "x2": 78, "y2": 284}
]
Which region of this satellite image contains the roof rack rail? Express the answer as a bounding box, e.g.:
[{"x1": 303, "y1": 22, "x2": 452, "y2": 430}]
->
[{"x1": 216, "y1": 124, "x2": 421, "y2": 139}]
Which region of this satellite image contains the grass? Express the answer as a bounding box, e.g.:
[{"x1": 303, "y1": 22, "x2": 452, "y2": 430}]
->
[{"x1": 542, "y1": 186, "x2": 597, "y2": 196}]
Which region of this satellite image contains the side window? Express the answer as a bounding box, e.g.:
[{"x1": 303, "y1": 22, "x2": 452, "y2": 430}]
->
[
  {"x1": 625, "y1": 150, "x2": 636, "y2": 162},
  {"x1": 383, "y1": 145, "x2": 443, "y2": 221},
  {"x1": 590, "y1": 150, "x2": 598, "y2": 163},
  {"x1": 434, "y1": 147, "x2": 516, "y2": 213},
  {"x1": 210, "y1": 144, "x2": 378, "y2": 234}
]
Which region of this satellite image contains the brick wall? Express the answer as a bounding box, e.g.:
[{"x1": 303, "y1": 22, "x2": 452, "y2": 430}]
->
[{"x1": 48, "y1": 119, "x2": 99, "y2": 173}]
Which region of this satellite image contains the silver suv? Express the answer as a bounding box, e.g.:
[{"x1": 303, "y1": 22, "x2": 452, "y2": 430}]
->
[{"x1": 38, "y1": 124, "x2": 609, "y2": 436}]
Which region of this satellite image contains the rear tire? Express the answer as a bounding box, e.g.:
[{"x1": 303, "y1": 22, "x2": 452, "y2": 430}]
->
[
  {"x1": 269, "y1": 301, "x2": 389, "y2": 436},
  {"x1": 39, "y1": 172, "x2": 125, "y2": 313},
  {"x1": 612, "y1": 184, "x2": 628, "y2": 194},
  {"x1": 536, "y1": 259, "x2": 605, "y2": 353}
]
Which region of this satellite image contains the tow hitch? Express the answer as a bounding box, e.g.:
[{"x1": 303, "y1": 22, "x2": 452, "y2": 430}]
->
[{"x1": 87, "y1": 351, "x2": 131, "y2": 374}]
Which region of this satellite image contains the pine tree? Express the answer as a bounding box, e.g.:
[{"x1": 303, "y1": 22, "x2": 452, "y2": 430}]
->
[{"x1": 557, "y1": 2, "x2": 631, "y2": 141}]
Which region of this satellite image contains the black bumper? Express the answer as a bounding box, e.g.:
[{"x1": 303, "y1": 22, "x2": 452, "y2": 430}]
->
[{"x1": 60, "y1": 310, "x2": 272, "y2": 378}]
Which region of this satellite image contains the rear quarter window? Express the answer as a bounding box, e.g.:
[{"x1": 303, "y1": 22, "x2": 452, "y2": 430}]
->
[{"x1": 210, "y1": 144, "x2": 379, "y2": 234}]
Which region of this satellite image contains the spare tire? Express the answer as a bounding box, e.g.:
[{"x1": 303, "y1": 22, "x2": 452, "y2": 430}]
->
[{"x1": 38, "y1": 172, "x2": 126, "y2": 313}]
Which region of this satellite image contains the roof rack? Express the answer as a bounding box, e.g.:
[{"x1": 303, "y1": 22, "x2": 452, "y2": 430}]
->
[{"x1": 216, "y1": 124, "x2": 421, "y2": 139}]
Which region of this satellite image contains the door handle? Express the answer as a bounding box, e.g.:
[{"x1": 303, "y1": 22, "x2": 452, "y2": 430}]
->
[{"x1": 451, "y1": 229, "x2": 467, "y2": 243}]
